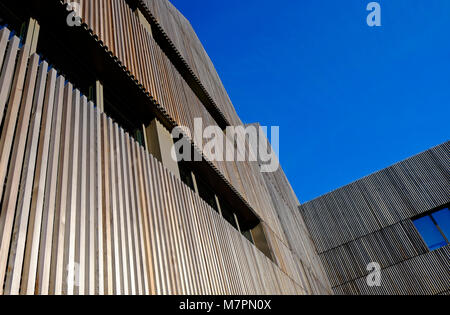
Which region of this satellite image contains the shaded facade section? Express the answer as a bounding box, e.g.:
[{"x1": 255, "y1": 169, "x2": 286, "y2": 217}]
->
[{"x1": 299, "y1": 142, "x2": 450, "y2": 295}]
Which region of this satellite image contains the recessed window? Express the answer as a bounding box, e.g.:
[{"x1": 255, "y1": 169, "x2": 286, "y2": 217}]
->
[
  {"x1": 176, "y1": 166, "x2": 272, "y2": 260},
  {"x1": 103, "y1": 85, "x2": 146, "y2": 147},
  {"x1": 196, "y1": 177, "x2": 219, "y2": 213},
  {"x1": 219, "y1": 199, "x2": 239, "y2": 230},
  {"x1": 413, "y1": 207, "x2": 450, "y2": 251},
  {"x1": 234, "y1": 213, "x2": 255, "y2": 244},
  {"x1": 179, "y1": 163, "x2": 195, "y2": 192},
  {"x1": 241, "y1": 230, "x2": 254, "y2": 244}
]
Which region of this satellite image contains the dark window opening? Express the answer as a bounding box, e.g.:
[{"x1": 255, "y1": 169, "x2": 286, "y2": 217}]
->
[
  {"x1": 196, "y1": 176, "x2": 219, "y2": 213},
  {"x1": 36, "y1": 22, "x2": 94, "y2": 100},
  {"x1": 413, "y1": 207, "x2": 450, "y2": 251},
  {"x1": 177, "y1": 161, "x2": 269, "y2": 255},
  {"x1": 0, "y1": 1, "x2": 28, "y2": 46},
  {"x1": 235, "y1": 212, "x2": 255, "y2": 245},
  {"x1": 36, "y1": 20, "x2": 147, "y2": 147},
  {"x1": 242, "y1": 230, "x2": 255, "y2": 244},
  {"x1": 179, "y1": 162, "x2": 195, "y2": 192},
  {"x1": 219, "y1": 199, "x2": 239, "y2": 230},
  {"x1": 103, "y1": 85, "x2": 146, "y2": 147}
]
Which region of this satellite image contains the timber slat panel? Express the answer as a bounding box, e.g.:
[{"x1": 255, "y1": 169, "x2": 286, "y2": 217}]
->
[
  {"x1": 0, "y1": 52, "x2": 39, "y2": 294},
  {"x1": 21, "y1": 68, "x2": 57, "y2": 295},
  {"x1": 0, "y1": 33, "x2": 19, "y2": 125},
  {"x1": 0, "y1": 20, "x2": 330, "y2": 294},
  {"x1": 4, "y1": 61, "x2": 48, "y2": 295},
  {"x1": 61, "y1": 0, "x2": 289, "y2": 247},
  {"x1": 300, "y1": 142, "x2": 450, "y2": 295}
]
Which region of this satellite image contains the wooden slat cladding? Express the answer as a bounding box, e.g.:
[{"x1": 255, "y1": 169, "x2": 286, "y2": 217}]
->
[
  {"x1": 333, "y1": 246, "x2": 450, "y2": 295},
  {"x1": 61, "y1": 0, "x2": 288, "y2": 247},
  {"x1": 319, "y1": 221, "x2": 430, "y2": 288},
  {"x1": 0, "y1": 32, "x2": 319, "y2": 295},
  {"x1": 301, "y1": 142, "x2": 450, "y2": 254},
  {"x1": 138, "y1": 0, "x2": 242, "y2": 127},
  {"x1": 250, "y1": 127, "x2": 332, "y2": 294},
  {"x1": 299, "y1": 142, "x2": 450, "y2": 295}
]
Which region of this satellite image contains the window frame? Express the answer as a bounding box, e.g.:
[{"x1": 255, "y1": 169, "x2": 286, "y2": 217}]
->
[{"x1": 413, "y1": 206, "x2": 450, "y2": 251}]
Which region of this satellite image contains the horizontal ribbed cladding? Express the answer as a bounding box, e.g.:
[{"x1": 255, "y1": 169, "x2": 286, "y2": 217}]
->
[
  {"x1": 300, "y1": 142, "x2": 450, "y2": 254},
  {"x1": 0, "y1": 30, "x2": 313, "y2": 294},
  {"x1": 333, "y1": 246, "x2": 450, "y2": 295}
]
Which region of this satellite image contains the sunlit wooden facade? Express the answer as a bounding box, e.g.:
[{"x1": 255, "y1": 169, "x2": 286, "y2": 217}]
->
[
  {"x1": 2, "y1": 0, "x2": 444, "y2": 297},
  {"x1": 0, "y1": 0, "x2": 332, "y2": 295}
]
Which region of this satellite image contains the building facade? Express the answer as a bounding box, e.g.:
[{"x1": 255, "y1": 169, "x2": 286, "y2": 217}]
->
[
  {"x1": 0, "y1": 0, "x2": 447, "y2": 296},
  {"x1": 0, "y1": 0, "x2": 331, "y2": 295},
  {"x1": 300, "y1": 142, "x2": 450, "y2": 295}
]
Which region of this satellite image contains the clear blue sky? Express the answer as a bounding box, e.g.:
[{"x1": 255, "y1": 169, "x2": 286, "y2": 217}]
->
[{"x1": 170, "y1": 0, "x2": 450, "y2": 203}]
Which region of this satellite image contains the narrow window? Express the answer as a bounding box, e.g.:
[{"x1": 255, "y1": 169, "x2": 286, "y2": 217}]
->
[
  {"x1": 241, "y1": 229, "x2": 254, "y2": 244},
  {"x1": 432, "y1": 208, "x2": 450, "y2": 237},
  {"x1": 103, "y1": 85, "x2": 146, "y2": 147},
  {"x1": 219, "y1": 199, "x2": 239, "y2": 230},
  {"x1": 413, "y1": 207, "x2": 450, "y2": 251},
  {"x1": 234, "y1": 213, "x2": 255, "y2": 244},
  {"x1": 179, "y1": 163, "x2": 195, "y2": 192},
  {"x1": 196, "y1": 177, "x2": 219, "y2": 213}
]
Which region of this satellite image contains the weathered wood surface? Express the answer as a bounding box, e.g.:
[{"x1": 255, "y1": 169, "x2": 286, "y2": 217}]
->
[
  {"x1": 0, "y1": 31, "x2": 328, "y2": 294},
  {"x1": 62, "y1": 0, "x2": 288, "y2": 246}
]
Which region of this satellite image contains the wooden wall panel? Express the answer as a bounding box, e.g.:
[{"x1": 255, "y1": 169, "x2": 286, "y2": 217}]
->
[
  {"x1": 300, "y1": 142, "x2": 450, "y2": 295},
  {"x1": 0, "y1": 11, "x2": 331, "y2": 295},
  {"x1": 62, "y1": 0, "x2": 290, "y2": 252},
  {"x1": 4, "y1": 59, "x2": 47, "y2": 295},
  {"x1": 256, "y1": 130, "x2": 332, "y2": 295},
  {"x1": 0, "y1": 51, "x2": 39, "y2": 295},
  {"x1": 332, "y1": 246, "x2": 450, "y2": 295},
  {"x1": 21, "y1": 68, "x2": 57, "y2": 294},
  {"x1": 301, "y1": 143, "x2": 450, "y2": 254}
]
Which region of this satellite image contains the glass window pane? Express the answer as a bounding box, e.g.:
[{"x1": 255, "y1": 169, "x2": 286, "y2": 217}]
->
[
  {"x1": 242, "y1": 230, "x2": 254, "y2": 244},
  {"x1": 414, "y1": 215, "x2": 447, "y2": 251},
  {"x1": 432, "y1": 208, "x2": 450, "y2": 240}
]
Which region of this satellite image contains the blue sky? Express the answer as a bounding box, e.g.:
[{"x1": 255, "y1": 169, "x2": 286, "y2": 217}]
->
[{"x1": 170, "y1": 0, "x2": 450, "y2": 203}]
